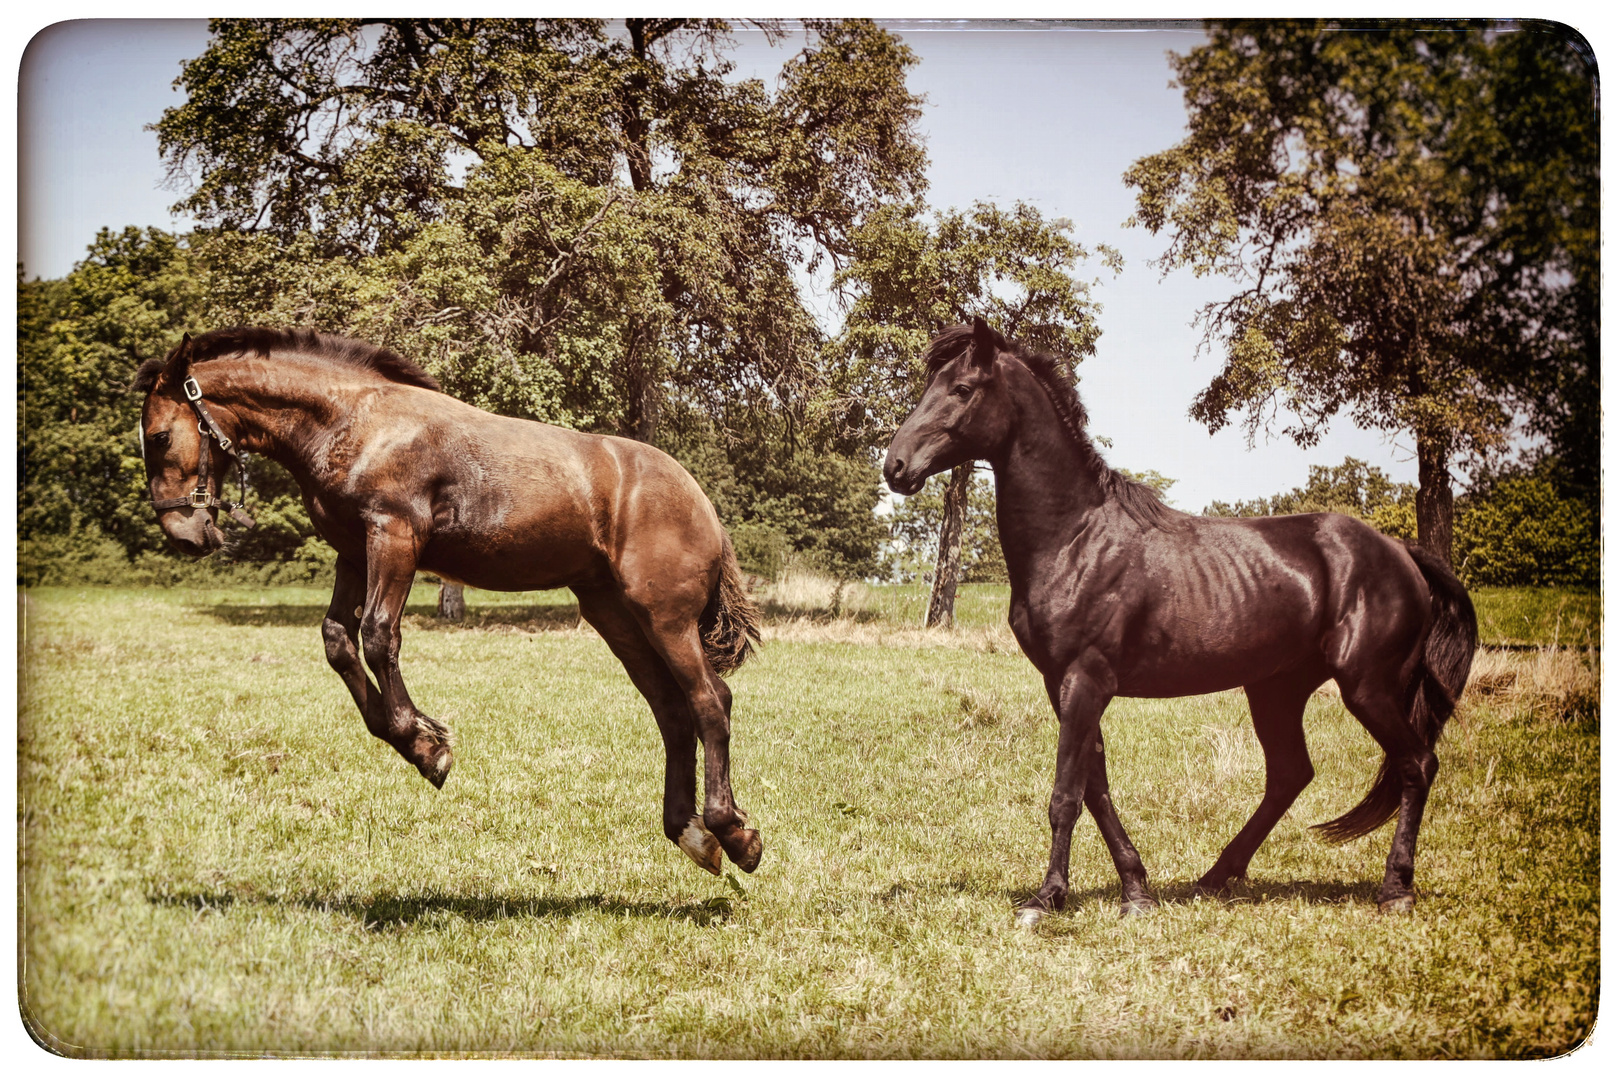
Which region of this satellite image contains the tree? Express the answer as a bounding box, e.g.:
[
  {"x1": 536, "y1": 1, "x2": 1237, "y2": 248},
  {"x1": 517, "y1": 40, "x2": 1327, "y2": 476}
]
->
[
  {"x1": 157, "y1": 19, "x2": 926, "y2": 442},
  {"x1": 1126, "y1": 21, "x2": 1598, "y2": 567},
  {"x1": 887, "y1": 467, "x2": 1005, "y2": 586},
  {"x1": 156, "y1": 18, "x2": 930, "y2": 576},
  {"x1": 830, "y1": 200, "x2": 1121, "y2": 625}
]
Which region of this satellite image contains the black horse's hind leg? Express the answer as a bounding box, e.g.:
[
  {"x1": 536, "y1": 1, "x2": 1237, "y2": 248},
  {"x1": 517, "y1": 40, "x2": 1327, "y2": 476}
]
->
[
  {"x1": 574, "y1": 585, "x2": 720, "y2": 874},
  {"x1": 1019, "y1": 667, "x2": 1111, "y2": 927},
  {"x1": 1083, "y1": 733, "x2": 1155, "y2": 915},
  {"x1": 1339, "y1": 677, "x2": 1436, "y2": 913},
  {"x1": 1197, "y1": 667, "x2": 1323, "y2": 894}
]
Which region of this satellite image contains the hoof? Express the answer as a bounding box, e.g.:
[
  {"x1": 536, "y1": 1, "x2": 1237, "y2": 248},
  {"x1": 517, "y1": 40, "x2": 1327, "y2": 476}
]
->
[
  {"x1": 1120, "y1": 896, "x2": 1159, "y2": 918},
  {"x1": 1378, "y1": 893, "x2": 1416, "y2": 915},
  {"x1": 418, "y1": 748, "x2": 454, "y2": 789},
  {"x1": 1014, "y1": 907, "x2": 1046, "y2": 931},
  {"x1": 1193, "y1": 873, "x2": 1230, "y2": 898},
  {"x1": 678, "y1": 816, "x2": 723, "y2": 875},
  {"x1": 718, "y1": 826, "x2": 763, "y2": 874}
]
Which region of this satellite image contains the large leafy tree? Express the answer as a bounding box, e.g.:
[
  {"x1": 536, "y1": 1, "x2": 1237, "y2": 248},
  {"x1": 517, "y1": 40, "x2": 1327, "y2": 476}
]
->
[
  {"x1": 1125, "y1": 21, "x2": 1598, "y2": 566},
  {"x1": 152, "y1": 18, "x2": 928, "y2": 581},
  {"x1": 830, "y1": 200, "x2": 1120, "y2": 624},
  {"x1": 157, "y1": 18, "x2": 927, "y2": 447}
]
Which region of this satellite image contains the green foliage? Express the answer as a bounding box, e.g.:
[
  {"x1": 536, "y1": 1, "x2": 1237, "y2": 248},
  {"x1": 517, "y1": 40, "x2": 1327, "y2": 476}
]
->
[
  {"x1": 18, "y1": 229, "x2": 205, "y2": 565},
  {"x1": 156, "y1": 19, "x2": 926, "y2": 447},
  {"x1": 17, "y1": 229, "x2": 337, "y2": 582},
  {"x1": 828, "y1": 200, "x2": 1121, "y2": 444},
  {"x1": 1127, "y1": 21, "x2": 1598, "y2": 545}
]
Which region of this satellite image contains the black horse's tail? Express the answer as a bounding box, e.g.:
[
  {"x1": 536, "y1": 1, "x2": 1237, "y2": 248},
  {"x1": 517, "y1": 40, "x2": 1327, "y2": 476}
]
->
[
  {"x1": 700, "y1": 532, "x2": 762, "y2": 676},
  {"x1": 1315, "y1": 545, "x2": 1478, "y2": 844}
]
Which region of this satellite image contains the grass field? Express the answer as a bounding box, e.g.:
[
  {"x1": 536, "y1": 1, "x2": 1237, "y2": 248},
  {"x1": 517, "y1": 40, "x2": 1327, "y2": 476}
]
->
[{"x1": 18, "y1": 580, "x2": 1599, "y2": 1057}]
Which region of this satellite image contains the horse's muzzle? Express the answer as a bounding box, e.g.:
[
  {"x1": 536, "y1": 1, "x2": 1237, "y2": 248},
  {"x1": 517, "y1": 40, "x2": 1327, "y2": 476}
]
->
[
  {"x1": 882, "y1": 452, "x2": 926, "y2": 496},
  {"x1": 884, "y1": 461, "x2": 927, "y2": 497}
]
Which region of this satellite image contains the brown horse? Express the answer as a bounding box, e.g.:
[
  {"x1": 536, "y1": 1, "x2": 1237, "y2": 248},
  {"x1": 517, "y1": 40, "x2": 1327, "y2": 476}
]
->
[
  {"x1": 884, "y1": 319, "x2": 1476, "y2": 926},
  {"x1": 134, "y1": 327, "x2": 762, "y2": 876}
]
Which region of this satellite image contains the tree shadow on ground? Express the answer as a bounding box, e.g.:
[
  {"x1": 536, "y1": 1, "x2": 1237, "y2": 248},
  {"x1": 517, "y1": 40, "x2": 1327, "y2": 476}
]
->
[
  {"x1": 148, "y1": 888, "x2": 735, "y2": 926},
  {"x1": 197, "y1": 601, "x2": 583, "y2": 631}
]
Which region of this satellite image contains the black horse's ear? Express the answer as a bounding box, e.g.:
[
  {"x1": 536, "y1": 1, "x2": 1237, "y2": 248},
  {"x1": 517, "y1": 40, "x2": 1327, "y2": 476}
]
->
[
  {"x1": 970, "y1": 316, "x2": 1004, "y2": 368},
  {"x1": 158, "y1": 333, "x2": 194, "y2": 389}
]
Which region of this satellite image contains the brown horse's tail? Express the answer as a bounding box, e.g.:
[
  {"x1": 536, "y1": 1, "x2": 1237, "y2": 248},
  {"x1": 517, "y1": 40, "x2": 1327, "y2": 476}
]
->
[
  {"x1": 1314, "y1": 545, "x2": 1478, "y2": 844},
  {"x1": 700, "y1": 532, "x2": 762, "y2": 676}
]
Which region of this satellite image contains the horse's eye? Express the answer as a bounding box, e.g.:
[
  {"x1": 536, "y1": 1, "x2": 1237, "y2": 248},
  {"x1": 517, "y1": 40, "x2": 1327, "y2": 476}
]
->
[
  {"x1": 148, "y1": 431, "x2": 171, "y2": 449},
  {"x1": 952, "y1": 384, "x2": 974, "y2": 398}
]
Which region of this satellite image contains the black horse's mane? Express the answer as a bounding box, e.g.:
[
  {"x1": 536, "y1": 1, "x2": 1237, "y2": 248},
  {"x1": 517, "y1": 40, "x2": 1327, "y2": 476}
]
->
[
  {"x1": 924, "y1": 325, "x2": 1179, "y2": 531},
  {"x1": 131, "y1": 327, "x2": 441, "y2": 394}
]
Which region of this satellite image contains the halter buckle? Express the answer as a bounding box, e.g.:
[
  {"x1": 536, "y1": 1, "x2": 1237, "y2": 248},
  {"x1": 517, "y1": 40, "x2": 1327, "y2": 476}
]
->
[
  {"x1": 188, "y1": 489, "x2": 213, "y2": 509},
  {"x1": 183, "y1": 377, "x2": 203, "y2": 402}
]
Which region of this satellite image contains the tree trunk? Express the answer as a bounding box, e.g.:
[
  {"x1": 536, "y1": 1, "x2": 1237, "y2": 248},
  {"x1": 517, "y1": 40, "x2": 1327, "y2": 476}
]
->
[
  {"x1": 925, "y1": 464, "x2": 971, "y2": 629},
  {"x1": 437, "y1": 582, "x2": 465, "y2": 621},
  {"x1": 1415, "y1": 430, "x2": 1455, "y2": 569}
]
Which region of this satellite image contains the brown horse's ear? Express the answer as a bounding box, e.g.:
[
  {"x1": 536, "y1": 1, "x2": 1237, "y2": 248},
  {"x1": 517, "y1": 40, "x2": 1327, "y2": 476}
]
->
[
  {"x1": 970, "y1": 316, "x2": 1005, "y2": 368},
  {"x1": 156, "y1": 333, "x2": 194, "y2": 390}
]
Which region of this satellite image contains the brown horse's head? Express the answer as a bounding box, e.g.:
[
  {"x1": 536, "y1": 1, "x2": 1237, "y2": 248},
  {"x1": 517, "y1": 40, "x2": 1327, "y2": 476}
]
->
[
  {"x1": 133, "y1": 335, "x2": 234, "y2": 557},
  {"x1": 883, "y1": 317, "x2": 1016, "y2": 496}
]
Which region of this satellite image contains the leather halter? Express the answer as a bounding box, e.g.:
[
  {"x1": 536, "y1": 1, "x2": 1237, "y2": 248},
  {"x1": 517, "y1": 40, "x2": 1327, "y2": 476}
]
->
[{"x1": 148, "y1": 376, "x2": 258, "y2": 529}]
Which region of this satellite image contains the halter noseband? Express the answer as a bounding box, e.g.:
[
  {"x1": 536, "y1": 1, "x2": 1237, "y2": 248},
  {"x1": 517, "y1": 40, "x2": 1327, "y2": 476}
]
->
[{"x1": 148, "y1": 376, "x2": 258, "y2": 529}]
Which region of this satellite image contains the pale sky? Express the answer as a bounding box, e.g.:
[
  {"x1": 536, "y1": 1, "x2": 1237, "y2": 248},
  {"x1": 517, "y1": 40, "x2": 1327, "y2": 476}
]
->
[{"x1": 18, "y1": 17, "x2": 1547, "y2": 513}]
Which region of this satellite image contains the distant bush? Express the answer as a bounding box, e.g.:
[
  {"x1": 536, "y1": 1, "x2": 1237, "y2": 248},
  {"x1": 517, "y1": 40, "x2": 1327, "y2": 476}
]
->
[
  {"x1": 1202, "y1": 455, "x2": 1596, "y2": 589},
  {"x1": 21, "y1": 530, "x2": 335, "y2": 589},
  {"x1": 729, "y1": 522, "x2": 792, "y2": 582},
  {"x1": 1454, "y1": 475, "x2": 1597, "y2": 588}
]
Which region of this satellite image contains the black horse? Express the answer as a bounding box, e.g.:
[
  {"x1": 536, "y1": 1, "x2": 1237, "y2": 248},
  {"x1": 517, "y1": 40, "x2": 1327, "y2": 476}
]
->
[{"x1": 884, "y1": 319, "x2": 1476, "y2": 926}]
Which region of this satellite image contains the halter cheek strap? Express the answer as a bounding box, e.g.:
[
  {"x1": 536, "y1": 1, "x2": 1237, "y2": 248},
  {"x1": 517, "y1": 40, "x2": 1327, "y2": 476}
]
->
[{"x1": 150, "y1": 376, "x2": 258, "y2": 529}]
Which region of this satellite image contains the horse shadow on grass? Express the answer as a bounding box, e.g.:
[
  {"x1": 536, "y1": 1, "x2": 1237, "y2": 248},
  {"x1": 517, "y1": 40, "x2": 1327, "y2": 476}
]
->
[
  {"x1": 926, "y1": 877, "x2": 1383, "y2": 912},
  {"x1": 149, "y1": 888, "x2": 736, "y2": 928},
  {"x1": 197, "y1": 601, "x2": 583, "y2": 632}
]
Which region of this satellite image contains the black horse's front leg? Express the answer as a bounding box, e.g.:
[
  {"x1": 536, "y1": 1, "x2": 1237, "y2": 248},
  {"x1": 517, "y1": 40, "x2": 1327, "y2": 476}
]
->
[
  {"x1": 358, "y1": 518, "x2": 454, "y2": 788},
  {"x1": 1019, "y1": 665, "x2": 1113, "y2": 929}
]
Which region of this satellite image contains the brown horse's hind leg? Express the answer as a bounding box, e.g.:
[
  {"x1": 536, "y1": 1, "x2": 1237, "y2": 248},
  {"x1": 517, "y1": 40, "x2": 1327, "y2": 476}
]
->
[
  {"x1": 625, "y1": 594, "x2": 760, "y2": 874},
  {"x1": 1196, "y1": 666, "x2": 1323, "y2": 894},
  {"x1": 574, "y1": 586, "x2": 721, "y2": 875},
  {"x1": 358, "y1": 521, "x2": 454, "y2": 788}
]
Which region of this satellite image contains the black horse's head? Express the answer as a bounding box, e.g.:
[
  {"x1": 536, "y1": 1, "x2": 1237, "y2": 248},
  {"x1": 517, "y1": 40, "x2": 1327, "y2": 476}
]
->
[
  {"x1": 883, "y1": 317, "x2": 1016, "y2": 496},
  {"x1": 132, "y1": 335, "x2": 236, "y2": 557}
]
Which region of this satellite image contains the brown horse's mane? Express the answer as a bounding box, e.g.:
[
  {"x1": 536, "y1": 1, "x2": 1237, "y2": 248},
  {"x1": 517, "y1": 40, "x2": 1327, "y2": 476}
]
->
[
  {"x1": 924, "y1": 324, "x2": 1179, "y2": 531},
  {"x1": 131, "y1": 327, "x2": 441, "y2": 394}
]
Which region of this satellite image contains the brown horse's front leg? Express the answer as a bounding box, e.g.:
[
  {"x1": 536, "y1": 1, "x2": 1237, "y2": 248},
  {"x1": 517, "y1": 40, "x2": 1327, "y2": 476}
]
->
[
  {"x1": 360, "y1": 520, "x2": 454, "y2": 788},
  {"x1": 321, "y1": 556, "x2": 390, "y2": 740}
]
